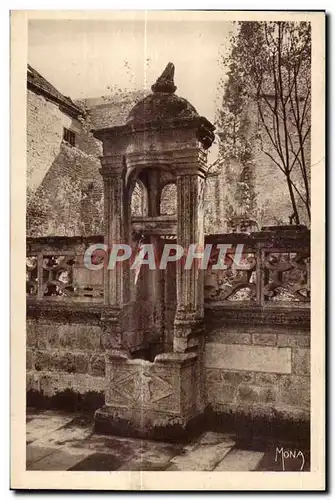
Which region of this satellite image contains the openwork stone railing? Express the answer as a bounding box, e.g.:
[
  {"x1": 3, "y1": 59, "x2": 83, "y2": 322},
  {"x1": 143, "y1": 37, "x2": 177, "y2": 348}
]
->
[
  {"x1": 27, "y1": 226, "x2": 310, "y2": 308},
  {"x1": 26, "y1": 236, "x2": 104, "y2": 302},
  {"x1": 204, "y1": 226, "x2": 310, "y2": 306}
]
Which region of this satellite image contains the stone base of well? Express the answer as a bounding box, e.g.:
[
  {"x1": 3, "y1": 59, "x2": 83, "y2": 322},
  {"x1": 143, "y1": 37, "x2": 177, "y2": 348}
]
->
[{"x1": 94, "y1": 351, "x2": 205, "y2": 442}]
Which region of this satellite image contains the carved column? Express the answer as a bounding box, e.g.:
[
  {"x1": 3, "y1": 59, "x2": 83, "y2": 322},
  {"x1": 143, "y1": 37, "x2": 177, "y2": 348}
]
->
[
  {"x1": 148, "y1": 169, "x2": 165, "y2": 352},
  {"x1": 99, "y1": 154, "x2": 130, "y2": 351},
  {"x1": 174, "y1": 153, "x2": 207, "y2": 354}
]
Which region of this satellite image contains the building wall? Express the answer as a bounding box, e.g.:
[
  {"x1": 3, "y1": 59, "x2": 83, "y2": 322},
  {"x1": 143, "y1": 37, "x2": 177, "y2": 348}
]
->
[
  {"x1": 27, "y1": 89, "x2": 103, "y2": 237},
  {"x1": 27, "y1": 89, "x2": 72, "y2": 192},
  {"x1": 205, "y1": 322, "x2": 310, "y2": 422}
]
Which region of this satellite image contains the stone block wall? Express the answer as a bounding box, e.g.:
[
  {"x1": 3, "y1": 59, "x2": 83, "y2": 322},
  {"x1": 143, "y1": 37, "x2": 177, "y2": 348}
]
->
[
  {"x1": 26, "y1": 304, "x2": 310, "y2": 424},
  {"x1": 204, "y1": 321, "x2": 310, "y2": 423},
  {"x1": 26, "y1": 316, "x2": 105, "y2": 411}
]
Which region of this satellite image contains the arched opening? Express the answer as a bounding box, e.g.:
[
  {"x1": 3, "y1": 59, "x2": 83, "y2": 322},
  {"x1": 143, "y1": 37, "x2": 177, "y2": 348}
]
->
[{"x1": 160, "y1": 183, "x2": 177, "y2": 216}]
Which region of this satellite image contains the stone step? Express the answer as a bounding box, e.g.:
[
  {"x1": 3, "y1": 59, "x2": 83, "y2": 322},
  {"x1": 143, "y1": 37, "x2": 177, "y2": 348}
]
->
[
  {"x1": 214, "y1": 449, "x2": 264, "y2": 471},
  {"x1": 31, "y1": 421, "x2": 93, "y2": 449},
  {"x1": 26, "y1": 413, "x2": 74, "y2": 444},
  {"x1": 26, "y1": 444, "x2": 58, "y2": 466},
  {"x1": 27, "y1": 448, "x2": 93, "y2": 471},
  {"x1": 167, "y1": 432, "x2": 236, "y2": 471}
]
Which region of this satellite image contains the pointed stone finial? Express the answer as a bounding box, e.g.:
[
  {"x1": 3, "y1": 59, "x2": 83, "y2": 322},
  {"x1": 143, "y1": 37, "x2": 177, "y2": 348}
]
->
[{"x1": 151, "y1": 62, "x2": 177, "y2": 94}]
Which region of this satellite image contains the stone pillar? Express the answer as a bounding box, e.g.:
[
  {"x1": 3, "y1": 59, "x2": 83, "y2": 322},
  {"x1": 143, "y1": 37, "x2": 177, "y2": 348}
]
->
[
  {"x1": 99, "y1": 154, "x2": 130, "y2": 351},
  {"x1": 173, "y1": 153, "x2": 208, "y2": 416},
  {"x1": 174, "y1": 154, "x2": 207, "y2": 354},
  {"x1": 147, "y1": 169, "x2": 165, "y2": 353}
]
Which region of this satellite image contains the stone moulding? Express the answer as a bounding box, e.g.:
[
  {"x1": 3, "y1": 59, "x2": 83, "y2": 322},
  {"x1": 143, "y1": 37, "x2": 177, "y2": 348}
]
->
[
  {"x1": 205, "y1": 303, "x2": 310, "y2": 328},
  {"x1": 26, "y1": 235, "x2": 104, "y2": 254},
  {"x1": 26, "y1": 299, "x2": 104, "y2": 324},
  {"x1": 205, "y1": 230, "x2": 310, "y2": 248},
  {"x1": 92, "y1": 115, "x2": 215, "y2": 145},
  {"x1": 26, "y1": 300, "x2": 310, "y2": 328},
  {"x1": 27, "y1": 228, "x2": 310, "y2": 252}
]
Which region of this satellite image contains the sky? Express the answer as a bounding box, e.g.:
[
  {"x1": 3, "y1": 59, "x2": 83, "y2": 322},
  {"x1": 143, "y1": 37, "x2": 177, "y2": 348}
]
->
[{"x1": 28, "y1": 17, "x2": 233, "y2": 124}]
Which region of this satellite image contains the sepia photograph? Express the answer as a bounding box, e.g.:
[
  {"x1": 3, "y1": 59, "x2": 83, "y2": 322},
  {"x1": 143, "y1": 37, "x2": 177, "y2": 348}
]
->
[{"x1": 10, "y1": 9, "x2": 325, "y2": 490}]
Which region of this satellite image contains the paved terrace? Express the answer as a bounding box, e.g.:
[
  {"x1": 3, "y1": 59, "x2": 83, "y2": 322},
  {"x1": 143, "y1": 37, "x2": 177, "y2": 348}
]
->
[{"x1": 26, "y1": 409, "x2": 310, "y2": 472}]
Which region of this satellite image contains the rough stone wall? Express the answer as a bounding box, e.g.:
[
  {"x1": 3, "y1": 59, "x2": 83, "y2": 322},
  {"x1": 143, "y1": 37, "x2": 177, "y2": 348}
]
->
[
  {"x1": 26, "y1": 310, "x2": 161, "y2": 410},
  {"x1": 27, "y1": 89, "x2": 72, "y2": 192},
  {"x1": 26, "y1": 318, "x2": 105, "y2": 410},
  {"x1": 27, "y1": 89, "x2": 104, "y2": 237},
  {"x1": 205, "y1": 322, "x2": 310, "y2": 421}
]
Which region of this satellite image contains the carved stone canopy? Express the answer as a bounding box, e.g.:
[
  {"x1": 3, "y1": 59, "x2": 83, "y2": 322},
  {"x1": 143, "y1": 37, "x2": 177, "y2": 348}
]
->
[
  {"x1": 93, "y1": 62, "x2": 216, "y2": 150},
  {"x1": 126, "y1": 62, "x2": 199, "y2": 127}
]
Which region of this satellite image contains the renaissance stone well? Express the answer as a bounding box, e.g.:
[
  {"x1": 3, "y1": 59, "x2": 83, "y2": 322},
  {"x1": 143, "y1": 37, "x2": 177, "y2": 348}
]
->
[{"x1": 92, "y1": 62, "x2": 215, "y2": 440}]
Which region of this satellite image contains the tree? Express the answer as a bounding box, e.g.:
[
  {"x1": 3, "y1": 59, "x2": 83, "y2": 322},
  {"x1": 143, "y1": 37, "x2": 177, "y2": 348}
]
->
[{"x1": 217, "y1": 21, "x2": 311, "y2": 224}]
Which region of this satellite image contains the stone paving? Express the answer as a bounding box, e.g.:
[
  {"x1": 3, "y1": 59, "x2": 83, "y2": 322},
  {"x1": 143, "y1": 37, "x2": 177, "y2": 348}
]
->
[{"x1": 26, "y1": 409, "x2": 310, "y2": 472}]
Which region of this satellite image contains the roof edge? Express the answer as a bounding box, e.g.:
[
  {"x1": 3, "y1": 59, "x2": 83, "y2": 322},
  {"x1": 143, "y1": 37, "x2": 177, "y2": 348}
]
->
[{"x1": 27, "y1": 65, "x2": 83, "y2": 118}]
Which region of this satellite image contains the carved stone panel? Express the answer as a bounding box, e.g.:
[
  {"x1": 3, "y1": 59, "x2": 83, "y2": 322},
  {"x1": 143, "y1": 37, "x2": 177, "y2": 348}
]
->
[
  {"x1": 105, "y1": 355, "x2": 198, "y2": 417},
  {"x1": 204, "y1": 252, "x2": 257, "y2": 302},
  {"x1": 263, "y1": 252, "x2": 310, "y2": 302},
  {"x1": 26, "y1": 256, "x2": 38, "y2": 296},
  {"x1": 106, "y1": 360, "x2": 179, "y2": 414}
]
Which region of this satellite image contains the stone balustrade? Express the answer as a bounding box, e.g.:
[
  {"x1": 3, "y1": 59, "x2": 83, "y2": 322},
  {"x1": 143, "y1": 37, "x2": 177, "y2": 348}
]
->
[{"x1": 27, "y1": 226, "x2": 310, "y2": 308}]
